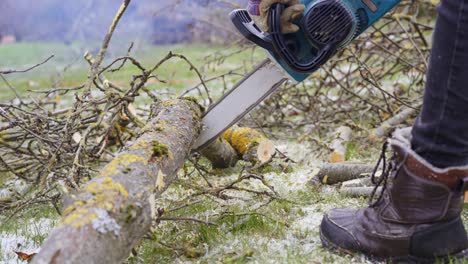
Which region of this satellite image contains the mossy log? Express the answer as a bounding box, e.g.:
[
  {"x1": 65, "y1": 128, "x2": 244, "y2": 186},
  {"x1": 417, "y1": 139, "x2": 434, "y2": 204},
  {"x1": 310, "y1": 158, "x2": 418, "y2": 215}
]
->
[
  {"x1": 32, "y1": 99, "x2": 202, "y2": 264},
  {"x1": 223, "y1": 127, "x2": 275, "y2": 164},
  {"x1": 201, "y1": 127, "x2": 276, "y2": 168}
]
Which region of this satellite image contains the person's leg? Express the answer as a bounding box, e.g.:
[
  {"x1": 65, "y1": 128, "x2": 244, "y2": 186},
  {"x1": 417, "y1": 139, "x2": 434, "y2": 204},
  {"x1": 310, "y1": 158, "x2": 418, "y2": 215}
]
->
[
  {"x1": 320, "y1": 0, "x2": 468, "y2": 261},
  {"x1": 412, "y1": 0, "x2": 468, "y2": 168}
]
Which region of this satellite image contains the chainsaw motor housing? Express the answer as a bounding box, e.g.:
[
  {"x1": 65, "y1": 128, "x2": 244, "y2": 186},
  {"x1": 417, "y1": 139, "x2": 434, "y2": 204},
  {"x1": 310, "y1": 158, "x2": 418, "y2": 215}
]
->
[{"x1": 230, "y1": 0, "x2": 401, "y2": 82}]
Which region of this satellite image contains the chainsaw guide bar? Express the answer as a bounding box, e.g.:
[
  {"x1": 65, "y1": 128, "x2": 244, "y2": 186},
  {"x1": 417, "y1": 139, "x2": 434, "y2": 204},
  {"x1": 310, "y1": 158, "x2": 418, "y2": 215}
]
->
[{"x1": 193, "y1": 59, "x2": 288, "y2": 151}]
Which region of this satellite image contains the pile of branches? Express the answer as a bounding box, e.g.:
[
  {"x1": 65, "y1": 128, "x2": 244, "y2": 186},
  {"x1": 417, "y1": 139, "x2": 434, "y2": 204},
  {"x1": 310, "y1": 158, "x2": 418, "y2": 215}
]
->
[
  {"x1": 0, "y1": 0, "x2": 218, "y2": 217},
  {"x1": 0, "y1": 0, "x2": 436, "y2": 220}
]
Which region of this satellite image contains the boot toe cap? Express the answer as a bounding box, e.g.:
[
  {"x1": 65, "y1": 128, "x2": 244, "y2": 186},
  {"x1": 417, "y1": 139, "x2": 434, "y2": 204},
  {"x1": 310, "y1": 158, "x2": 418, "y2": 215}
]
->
[{"x1": 320, "y1": 208, "x2": 361, "y2": 253}]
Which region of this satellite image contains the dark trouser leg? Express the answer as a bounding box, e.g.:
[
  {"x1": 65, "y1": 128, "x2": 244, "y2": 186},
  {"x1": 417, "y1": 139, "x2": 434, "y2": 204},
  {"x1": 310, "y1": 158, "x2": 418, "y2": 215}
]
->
[{"x1": 411, "y1": 0, "x2": 468, "y2": 168}]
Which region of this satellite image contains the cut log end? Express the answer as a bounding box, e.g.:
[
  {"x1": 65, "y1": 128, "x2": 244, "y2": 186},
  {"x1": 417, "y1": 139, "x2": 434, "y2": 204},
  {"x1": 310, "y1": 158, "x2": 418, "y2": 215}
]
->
[
  {"x1": 201, "y1": 126, "x2": 276, "y2": 168},
  {"x1": 329, "y1": 126, "x2": 352, "y2": 163},
  {"x1": 256, "y1": 139, "x2": 275, "y2": 164},
  {"x1": 329, "y1": 151, "x2": 345, "y2": 163}
]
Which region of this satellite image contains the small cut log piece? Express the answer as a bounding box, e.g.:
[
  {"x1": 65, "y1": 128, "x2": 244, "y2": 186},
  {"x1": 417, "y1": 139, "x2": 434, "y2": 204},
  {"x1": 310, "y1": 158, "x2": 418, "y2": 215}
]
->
[{"x1": 201, "y1": 126, "x2": 275, "y2": 169}]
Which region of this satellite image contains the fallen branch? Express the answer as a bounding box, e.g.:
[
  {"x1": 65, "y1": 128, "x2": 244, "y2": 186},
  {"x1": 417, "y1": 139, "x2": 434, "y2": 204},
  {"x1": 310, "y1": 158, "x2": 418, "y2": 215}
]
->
[
  {"x1": 32, "y1": 99, "x2": 202, "y2": 264},
  {"x1": 340, "y1": 186, "x2": 382, "y2": 198},
  {"x1": 222, "y1": 126, "x2": 275, "y2": 165},
  {"x1": 316, "y1": 163, "x2": 378, "y2": 185},
  {"x1": 340, "y1": 177, "x2": 374, "y2": 188},
  {"x1": 329, "y1": 126, "x2": 352, "y2": 163},
  {"x1": 370, "y1": 107, "x2": 417, "y2": 141},
  {"x1": 201, "y1": 126, "x2": 275, "y2": 169},
  {"x1": 200, "y1": 138, "x2": 239, "y2": 169}
]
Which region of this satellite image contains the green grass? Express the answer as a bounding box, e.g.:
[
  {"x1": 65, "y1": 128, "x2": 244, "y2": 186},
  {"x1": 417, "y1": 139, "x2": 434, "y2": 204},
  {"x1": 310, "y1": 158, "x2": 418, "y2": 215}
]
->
[
  {"x1": 0, "y1": 42, "x2": 266, "y2": 100},
  {"x1": 0, "y1": 205, "x2": 59, "y2": 262}
]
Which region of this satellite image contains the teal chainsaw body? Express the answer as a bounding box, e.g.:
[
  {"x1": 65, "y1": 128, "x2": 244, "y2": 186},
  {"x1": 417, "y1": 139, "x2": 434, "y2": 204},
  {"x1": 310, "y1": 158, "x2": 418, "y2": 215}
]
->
[
  {"x1": 193, "y1": 0, "x2": 402, "y2": 150},
  {"x1": 230, "y1": 0, "x2": 401, "y2": 82}
]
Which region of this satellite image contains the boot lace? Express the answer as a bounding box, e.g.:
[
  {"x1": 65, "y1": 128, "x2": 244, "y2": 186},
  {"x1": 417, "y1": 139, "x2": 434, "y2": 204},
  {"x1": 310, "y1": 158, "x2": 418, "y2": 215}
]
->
[{"x1": 369, "y1": 142, "x2": 396, "y2": 207}]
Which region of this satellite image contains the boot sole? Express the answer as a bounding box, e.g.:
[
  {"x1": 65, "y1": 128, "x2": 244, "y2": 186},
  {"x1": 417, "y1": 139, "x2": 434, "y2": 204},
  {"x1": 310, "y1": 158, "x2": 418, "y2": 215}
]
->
[{"x1": 320, "y1": 229, "x2": 468, "y2": 263}]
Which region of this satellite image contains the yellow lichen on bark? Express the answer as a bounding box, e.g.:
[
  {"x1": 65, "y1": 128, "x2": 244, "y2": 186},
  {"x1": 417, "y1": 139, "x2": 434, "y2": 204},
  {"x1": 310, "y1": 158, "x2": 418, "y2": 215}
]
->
[
  {"x1": 129, "y1": 139, "x2": 151, "y2": 153},
  {"x1": 85, "y1": 177, "x2": 129, "y2": 199},
  {"x1": 221, "y1": 127, "x2": 275, "y2": 164},
  {"x1": 62, "y1": 207, "x2": 98, "y2": 228},
  {"x1": 100, "y1": 154, "x2": 148, "y2": 178},
  {"x1": 61, "y1": 177, "x2": 129, "y2": 228},
  {"x1": 222, "y1": 127, "x2": 264, "y2": 156}
]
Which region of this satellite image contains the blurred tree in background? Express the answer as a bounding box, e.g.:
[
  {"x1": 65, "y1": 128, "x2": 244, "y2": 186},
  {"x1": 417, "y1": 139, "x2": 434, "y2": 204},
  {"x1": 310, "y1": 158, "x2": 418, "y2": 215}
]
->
[{"x1": 0, "y1": 0, "x2": 247, "y2": 45}]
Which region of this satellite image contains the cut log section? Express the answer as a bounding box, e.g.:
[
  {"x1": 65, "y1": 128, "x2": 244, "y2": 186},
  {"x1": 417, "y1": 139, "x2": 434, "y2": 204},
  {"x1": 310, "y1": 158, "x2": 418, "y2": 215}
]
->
[
  {"x1": 222, "y1": 127, "x2": 276, "y2": 165},
  {"x1": 32, "y1": 99, "x2": 202, "y2": 264},
  {"x1": 370, "y1": 107, "x2": 416, "y2": 141},
  {"x1": 199, "y1": 138, "x2": 238, "y2": 169},
  {"x1": 340, "y1": 186, "x2": 382, "y2": 198},
  {"x1": 329, "y1": 126, "x2": 352, "y2": 163},
  {"x1": 316, "y1": 162, "x2": 379, "y2": 185},
  {"x1": 200, "y1": 126, "x2": 275, "y2": 169}
]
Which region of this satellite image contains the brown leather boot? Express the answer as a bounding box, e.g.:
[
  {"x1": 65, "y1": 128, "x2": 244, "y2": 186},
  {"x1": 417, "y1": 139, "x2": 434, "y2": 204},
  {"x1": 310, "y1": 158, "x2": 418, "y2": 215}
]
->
[{"x1": 320, "y1": 128, "x2": 468, "y2": 262}]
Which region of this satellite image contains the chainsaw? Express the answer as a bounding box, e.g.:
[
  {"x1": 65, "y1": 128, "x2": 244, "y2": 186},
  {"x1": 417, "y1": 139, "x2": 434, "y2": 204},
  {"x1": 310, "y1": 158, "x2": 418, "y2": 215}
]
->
[{"x1": 193, "y1": 0, "x2": 401, "y2": 150}]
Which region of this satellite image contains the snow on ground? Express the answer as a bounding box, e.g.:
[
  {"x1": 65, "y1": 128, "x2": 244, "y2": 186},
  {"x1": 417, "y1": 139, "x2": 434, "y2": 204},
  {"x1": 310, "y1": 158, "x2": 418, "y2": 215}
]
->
[
  {"x1": 154, "y1": 141, "x2": 374, "y2": 263},
  {"x1": 0, "y1": 218, "x2": 57, "y2": 263},
  {"x1": 182, "y1": 165, "x2": 372, "y2": 264},
  {"x1": 0, "y1": 141, "x2": 374, "y2": 263},
  {"x1": 164, "y1": 142, "x2": 375, "y2": 263},
  {"x1": 0, "y1": 180, "x2": 28, "y2": 199}
]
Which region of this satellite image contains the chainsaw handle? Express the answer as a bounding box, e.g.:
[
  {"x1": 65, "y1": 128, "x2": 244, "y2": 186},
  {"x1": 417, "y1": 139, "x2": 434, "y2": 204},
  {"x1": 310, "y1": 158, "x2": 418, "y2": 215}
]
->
[
  {"x1": 229, "y1": 9, "x2": 274, "y2": 51},
  {"x1": 269, "y1": 3, "x2": 336, "y2": 73}
]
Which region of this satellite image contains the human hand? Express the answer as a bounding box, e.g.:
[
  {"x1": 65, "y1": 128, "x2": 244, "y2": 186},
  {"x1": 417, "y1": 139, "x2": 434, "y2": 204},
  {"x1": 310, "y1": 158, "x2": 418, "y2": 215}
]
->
[{"x1": 259, "y1": 0, "x2": 305, "y2": 34}]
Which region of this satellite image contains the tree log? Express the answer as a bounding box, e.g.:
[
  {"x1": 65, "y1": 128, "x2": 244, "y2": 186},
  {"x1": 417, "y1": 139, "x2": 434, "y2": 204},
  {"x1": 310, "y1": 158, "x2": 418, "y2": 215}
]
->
[
  {"x1": 32, "y1": 99, "x2": 202, "y2": 264},
  {"x1": 200, "y1": 138, "x2": 239, "y2": 169},
  {"x1": 341, "y1": 177, "x2": 373, "y2": 188},
  {"x1": 329, "y1": 126, "x2": 352, "y2": 163},
  {"x1": 370, "y1": 107, "x2": 416, "y2": 141},
  {"x1": 340, "y1": 186, "x2": 382, "y2": 198},
  {"x1": 200, "y1": 126, "x2": 275, "y2": 169},
  {"x1": 316, "y1": 163, "x2": 379, "y2": 185},
  {"x1": 222, "y1": 127, "x2": 275, "y2": 165}
]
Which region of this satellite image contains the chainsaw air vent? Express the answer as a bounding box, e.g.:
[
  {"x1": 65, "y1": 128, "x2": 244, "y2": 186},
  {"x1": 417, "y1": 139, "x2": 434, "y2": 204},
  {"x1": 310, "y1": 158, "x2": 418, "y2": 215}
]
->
[
  {"x1": 355, "y1": 8, "x2": 369, "y2": 35},
  {"x1": 304, "y1": 0, "x2": 354, "y2": 48}
]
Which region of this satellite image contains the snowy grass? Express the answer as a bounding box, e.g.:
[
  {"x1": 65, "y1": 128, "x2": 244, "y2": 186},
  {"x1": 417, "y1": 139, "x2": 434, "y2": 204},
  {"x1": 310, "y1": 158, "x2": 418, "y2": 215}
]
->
[
  {"x1": 121, "y1": 142, "x2": 374, "y2": 263},
  {"x1": 0, "y1": 207, "x2": 58, "y2": 264}
]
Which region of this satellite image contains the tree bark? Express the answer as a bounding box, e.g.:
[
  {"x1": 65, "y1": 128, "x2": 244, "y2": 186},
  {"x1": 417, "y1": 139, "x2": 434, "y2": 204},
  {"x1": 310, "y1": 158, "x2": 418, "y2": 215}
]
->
[
  {"x1": 329, "y1": 126, "x2": 352, "y2": 163},
  {"x1": 200, "y1": 137, "x2": 239, "y2": 169},
  {"x1": 200, "y1": 126, "x2": 275, "y2": 169},
  {"x1": 370, "y1": 107, "x2": 416, "y2": 141},
  {"x1": 222, "y1": 126, "x2": 275, "y2": 164},
  {"x1": 316, "y1": 162, "x2": 379, "y2": 185},
  {"x1": 32, "y1": 99, "x2": 202, "y2": 264}
]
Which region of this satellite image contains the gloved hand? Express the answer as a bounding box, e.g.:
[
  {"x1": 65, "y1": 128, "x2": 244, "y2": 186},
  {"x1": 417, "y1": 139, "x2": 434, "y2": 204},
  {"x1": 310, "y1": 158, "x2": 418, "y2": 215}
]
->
[{"x1": 259, "y1": 0, "x2": 306, "y2": 34}]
